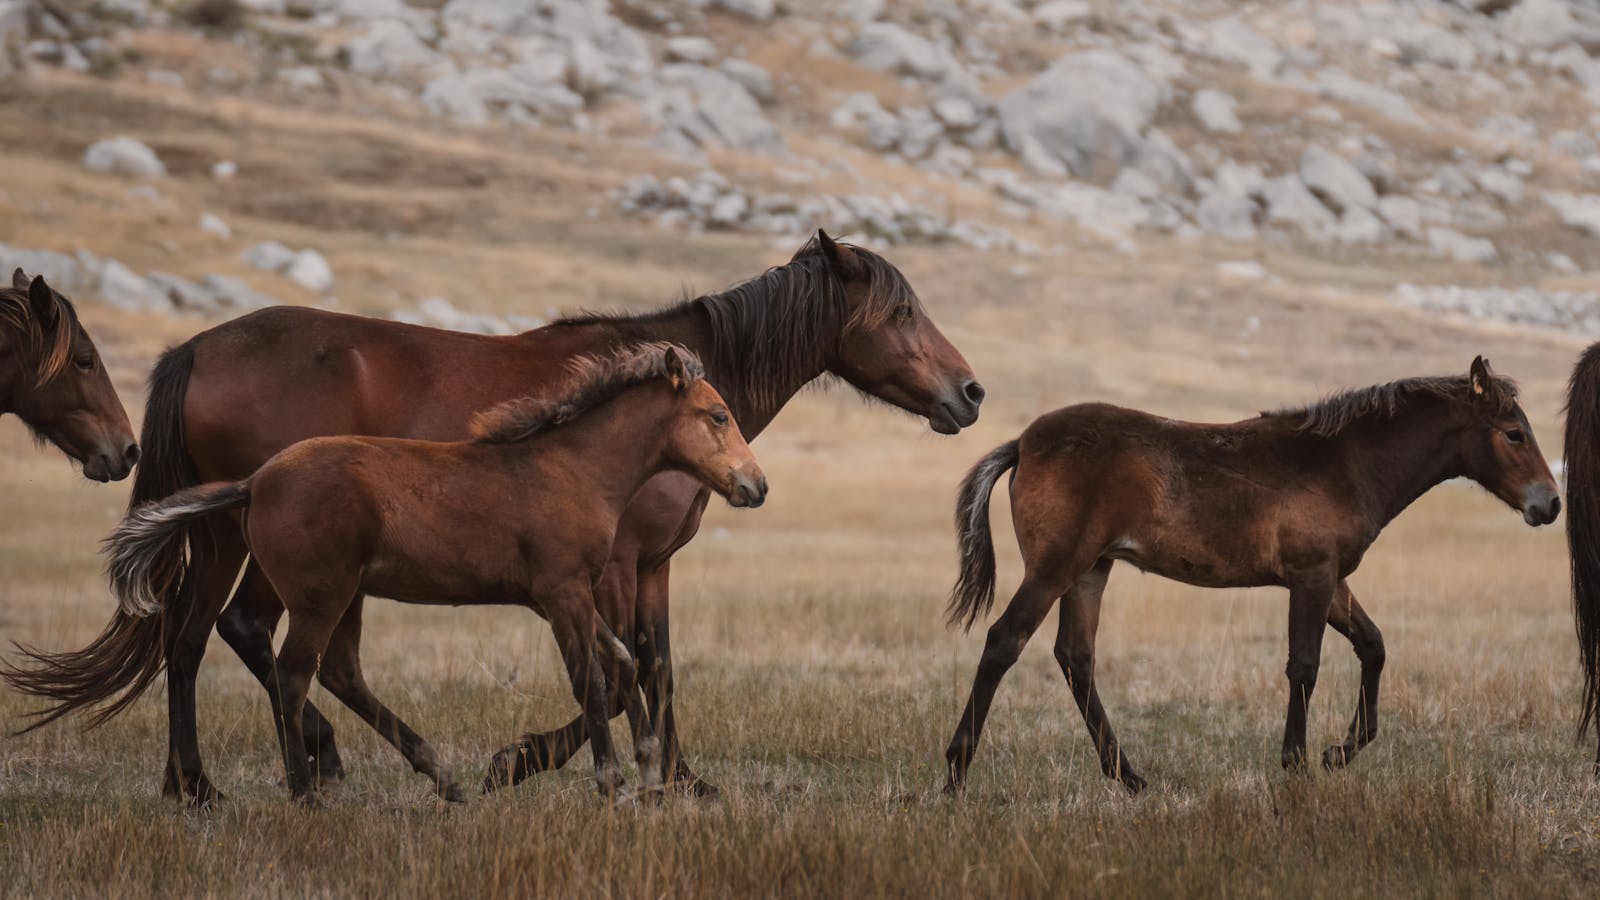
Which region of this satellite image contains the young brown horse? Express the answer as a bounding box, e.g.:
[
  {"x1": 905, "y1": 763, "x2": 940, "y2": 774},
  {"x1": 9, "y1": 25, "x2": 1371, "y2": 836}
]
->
[
  {"x1": 101, "y1": 345, "x2": 763, "y2": 805},
  {"x1": 0, "y1": 269, "x2": 138, "y2": 481},
  {"x1": 1563, "y1": 344, "x2": 1600, "y2": 779},
  {"x1": 944, "y1": 357, "x2": 1560, "y2": 794},
  {"x1": 4, "y1": 231, "x2": 980, "y2": 806}
]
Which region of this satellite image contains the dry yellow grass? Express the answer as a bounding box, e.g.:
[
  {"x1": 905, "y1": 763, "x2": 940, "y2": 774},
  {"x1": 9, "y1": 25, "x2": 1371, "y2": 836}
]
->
[{"x1": 2, "y1": 69, "x2": 1600, "y2": 898}]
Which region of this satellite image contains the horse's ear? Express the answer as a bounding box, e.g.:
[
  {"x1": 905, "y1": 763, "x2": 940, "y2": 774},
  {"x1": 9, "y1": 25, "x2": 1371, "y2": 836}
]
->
[
  {"x1": 28, "y1": 276, "x2": 59, "y2": 328},
  {"x1": 815, "y1": 228, "x2": 856, "y2": 272},
  {"x1": 1470, "y1": 355, "x2": 1497, "y2": 402},
  {"x1": 12, "y1": 268, "x2": 28, "y2": 291},
  {"x1": 664, "y1": 347, "x2": 688, "y2": 392}
]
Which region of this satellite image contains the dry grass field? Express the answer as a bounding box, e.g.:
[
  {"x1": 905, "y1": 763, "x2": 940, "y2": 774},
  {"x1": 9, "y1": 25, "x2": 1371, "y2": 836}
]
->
[{"x1": 3, "y1": 68, "x2": 1600, "y2": 897}]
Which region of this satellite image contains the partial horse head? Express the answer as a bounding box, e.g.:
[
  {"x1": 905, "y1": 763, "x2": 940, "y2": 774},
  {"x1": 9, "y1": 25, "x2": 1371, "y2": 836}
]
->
[
  {"x1": 809, "y1": 230, "x2": 983, "y2": 435},
  {"x1": 0, "y1": 269, "x2": 138, "y2": 482},
  {"x1": 1458, "y1": 355, "x2": 1560, "y2": 526},
  {"x1": 657, "y1": 346, "x2": 767, "y2": 508}
]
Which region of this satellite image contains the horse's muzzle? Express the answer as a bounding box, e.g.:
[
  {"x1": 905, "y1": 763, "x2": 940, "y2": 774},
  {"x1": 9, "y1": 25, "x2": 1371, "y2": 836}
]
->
[
  {"x1": 83, "y1": 441, "x2": 140, "y2": 483},
  {"x1": 932, "y1": 379, "x2": 985, "y2": 434},
  {"x1": 729, "y1": 467, "x2": 768, "y2": 509},
  {"x1": 1523, "y1": 485, "x2": 1561, "y2": 526}
]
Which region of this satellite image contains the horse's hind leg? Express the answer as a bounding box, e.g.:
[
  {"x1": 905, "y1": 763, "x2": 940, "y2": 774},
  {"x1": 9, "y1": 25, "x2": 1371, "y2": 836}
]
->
[
  {"x1": 217, "y1": 561, "x2": 346, "y2": 787},
  {"x1": 1053, "y1": 559, "x2": 1145, "y2": 794},
  {"x1": 162, "y1": 520, "x2": 245, "y2": 806},
  {"x1": 944, "y1": 563, "x2": 1085, "y2": 794},
  {"x1": 1321, "y1": 580, "x2": 1385, "y2": 770},
  {"x1": 482, "y1": 716, "x2": 588, "y2": 793},
  {"x1": 315, "y1": 597, "x2": 465, "y2": 802},
  {"x1": 265, "y1": 593, "x2": 351, "y2": 807}
]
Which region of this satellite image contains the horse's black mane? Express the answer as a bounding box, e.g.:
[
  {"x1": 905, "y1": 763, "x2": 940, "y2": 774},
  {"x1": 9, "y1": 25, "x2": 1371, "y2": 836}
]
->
[
  {"x1": 1265, "y1": 374, "x2": 1520, "y2": 437},
  {"x1": 547, "y1": 234, "x2": 918, "y2": 416},
  {"x1": 471, "y1": 342, "x2": 705, "y2": 444}
]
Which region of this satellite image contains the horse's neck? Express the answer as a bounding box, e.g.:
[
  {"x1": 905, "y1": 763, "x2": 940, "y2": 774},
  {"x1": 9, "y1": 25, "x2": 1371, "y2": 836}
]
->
[
  {"x1": 1341, "y1": 403, "x2": 1464, "y2": 528},
  {"x1": 0, "y1": 331, "x2": 18, "y2": 416},
  {"x1": 541, "y1": 304, "x2": 821, "y2": 441}
]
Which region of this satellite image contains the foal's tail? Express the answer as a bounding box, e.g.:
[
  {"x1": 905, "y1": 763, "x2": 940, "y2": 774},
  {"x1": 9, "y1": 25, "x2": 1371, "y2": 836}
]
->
[
  {"x1": 1565, "y1": 344, "x2": 1600, "y2": 749},
  {"x1": 1, "y1": 345, "x2": 213, "y2": 732},
  {"x1": 947, "y1": 440, "x2": 1020, "y2": 633},
  {"x1": 2, "y1": 481, "x2": 249, "y2": 732}
]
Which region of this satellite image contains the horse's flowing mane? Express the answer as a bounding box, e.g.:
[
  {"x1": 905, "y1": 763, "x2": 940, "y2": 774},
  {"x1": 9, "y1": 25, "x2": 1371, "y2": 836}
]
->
[
  {"x1": 0, "y1": 276, "x2": 79, "y2": 387},
  {"x1": 1264, "y1": 374, "x2": 1520, "y2": 437},
  {"x1": 471, "y1": 342, "x2": 706, "y2": 444},
  {"x1": 549, "y1": 234, "x2": 919, "y2": 415}
]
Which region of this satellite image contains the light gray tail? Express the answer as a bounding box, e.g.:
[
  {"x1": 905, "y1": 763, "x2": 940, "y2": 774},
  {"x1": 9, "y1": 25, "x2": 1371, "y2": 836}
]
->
[
  {"x1": 107, "y1": 481, "x2": 251, "y2": 617},
  {"x1": 947, "y1": 440, "x2": 1020, "y2": 632}
]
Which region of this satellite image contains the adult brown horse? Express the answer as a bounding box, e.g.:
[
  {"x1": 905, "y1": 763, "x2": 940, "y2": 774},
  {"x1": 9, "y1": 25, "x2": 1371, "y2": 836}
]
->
[
  {"x1": 5, "y1": 231, "x2": 981, "y2": 805},
  {"x1": 102, "y1": 344, "x2": 764, "y2": 805},
  {"x1": 943, "y1": 357, "x2": 1559, "y2": 794},
  {"x1": 1563, "y1": 345, "x2": 1600, "y2": 779},
  {"x1": 0, "y1": 269, "x2": 138, "y2": 481}
]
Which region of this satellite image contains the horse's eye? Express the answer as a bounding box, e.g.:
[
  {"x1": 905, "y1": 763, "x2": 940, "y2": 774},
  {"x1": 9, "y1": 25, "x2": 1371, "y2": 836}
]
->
[
  {"x1": 711, "y1": 411, "x2": 729, "y2": 427},
  {"x1": 74, "y1": 356, "x2": 94, "y2": 372},
  {"x1": 1506, "y1": 429, "x2": 1526, "y2": 444}
]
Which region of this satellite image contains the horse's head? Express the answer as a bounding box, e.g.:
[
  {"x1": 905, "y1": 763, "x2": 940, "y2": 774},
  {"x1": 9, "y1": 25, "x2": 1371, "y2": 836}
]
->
[
  {"x1": 1458, "y1": 355, "x2": 1560, "y2": 526},
  {"x1": 2, "y1": 270, "x2": 138, "y2": 482},
  {"x1": 814, "y1": 231, "x2": 984, "y2": 435},
  {"x1": 662, "y1": 347, "x2": 767, "y2": 508}
]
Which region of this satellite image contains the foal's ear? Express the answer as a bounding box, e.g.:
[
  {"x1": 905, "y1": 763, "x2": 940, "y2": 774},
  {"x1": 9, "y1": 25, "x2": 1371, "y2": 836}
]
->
[
  {"x1": 12, "y1": 268, "x2": 29, "y2": 291},
  {"x1": 664, "y1": 347, "x2": 688, "y2": 392},
  {"x1": 28, "y1": 275, "x2": 59, "y2": 328},
  {"x1": 1470, "y1": 355, "x2": 1497, "y2": 401}
]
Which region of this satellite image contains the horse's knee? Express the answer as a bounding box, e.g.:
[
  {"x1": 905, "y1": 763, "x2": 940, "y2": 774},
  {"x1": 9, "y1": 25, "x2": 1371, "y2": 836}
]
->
[{"x1": 1285, "y1": 654, "x2": 1320, "y2": 687}]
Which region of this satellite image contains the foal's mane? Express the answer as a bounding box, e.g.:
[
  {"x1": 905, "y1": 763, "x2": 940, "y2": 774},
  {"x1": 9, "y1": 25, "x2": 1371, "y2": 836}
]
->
[
  {"x1": 549, "y1": 234, "x2": 919, "y2": 414},
  {"x1": 0, "y1": 276, "x2": 80, "y2": 386},
  {"x1": 471, "y1": 342, "x2": 706, "y2": 444},
  {"x1": 1265, "y1": 374, "x2": 1520, "y2": 437}
]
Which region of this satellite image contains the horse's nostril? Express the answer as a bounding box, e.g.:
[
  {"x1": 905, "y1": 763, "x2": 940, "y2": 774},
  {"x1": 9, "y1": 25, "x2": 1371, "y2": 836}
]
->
[
  {"x1": 1552, "y1": 496, "x2": 1563, "y2": 518},
  {"x1": 125, "y1": 443, "x2": 141, "y2": 465},
  {"x1": 963, "y1": 380, "x2": 986, "y2": 405}
]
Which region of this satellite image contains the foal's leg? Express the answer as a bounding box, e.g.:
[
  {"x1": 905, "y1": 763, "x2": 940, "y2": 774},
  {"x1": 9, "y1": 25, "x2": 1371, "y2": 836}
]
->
[
  {"x1": 1281, "y1": 575, "x2": 1336, "y2": 771},
  {"x1": 544, "y1": 599, "x2": 625, "y2": 799},
  {"x1": 1321, "y1": 580, "x2": 1386, "y2": 770},
  {"x1": 216, "y1": 561, "x2": 346, "y2": 787},
  {"x1": 944, "y1": 565, "x2": 1082, "y2": 794},
  {"x1": 266, "y1": 597, "x2": 351, "y2": 807},
  {"x1": 161, "y1": 521, "x2": 245, "y2": 805},
  {"x1": 597, "y1": 622, "x2": 663, "y2": 796},
  {"x1": 1053, "y1": 559, "x2": 1146, "y2": 793},
  {"x1": 314, "y1": 597, "x2": 466, "y2": 802}
]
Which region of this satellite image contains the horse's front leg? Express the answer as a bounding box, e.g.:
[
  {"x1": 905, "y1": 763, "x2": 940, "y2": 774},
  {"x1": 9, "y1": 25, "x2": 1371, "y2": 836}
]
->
[
  {"x1": 635, "y1": 561, "x2": 715, "y2": 796},
  {"x1": 1282, "y1": 573, "x2": 1336, "y2": 771},
  {"x1": 1322, "y1": 580, "x2": 1386, "y2": 769}
]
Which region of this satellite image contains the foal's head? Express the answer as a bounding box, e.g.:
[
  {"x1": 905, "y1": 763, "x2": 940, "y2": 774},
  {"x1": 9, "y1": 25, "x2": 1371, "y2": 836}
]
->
[
  {"x1": 806, "y1": 230, "x2": 984, "y2": 434},
  {"x1": 0, "y1": 270, "x2": 138, "y2": 482},
  {"x1": 656, "y1": 347, "x2": 767, "y2": 508},
  {"x1": 1455, "y1": 356, "x2": 1560, "y2": 526}
]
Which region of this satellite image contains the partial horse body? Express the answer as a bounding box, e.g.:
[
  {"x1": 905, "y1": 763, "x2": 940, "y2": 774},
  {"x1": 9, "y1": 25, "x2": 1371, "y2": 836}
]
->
[
  {"x1": 944, "y1": 357, "x2": 1559, "y2": 794},
  {"x1": 3, "y1": 232, "x2": 981, "y2": 805},
  {"x1": 0, "y1": 269, "x2": 137, "y2": 482},
  {"x1": 1563, "y1": 344, "x2": 1600, "y2": 779},
  {"x1": 100, "y1": 345, "x2": 763, "y2": 805}
]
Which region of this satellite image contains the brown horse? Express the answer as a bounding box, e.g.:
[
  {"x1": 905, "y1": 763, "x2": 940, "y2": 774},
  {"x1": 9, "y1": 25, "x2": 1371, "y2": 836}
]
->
[
  {"x1": 100, "y1": 344, "x2": 763, "y2": 805},
  {"x1": 943, "y1": 357, "x2": 1560, "y2": 794},
  {"x1": 5, "y1": 231, "x2": 980, "y2": 805},
  {"x1": 1563, "y1": 344, "x2": 1600, "y2": 779},
  {"x1": 0, "y1": 269, "x2": 138, "y2": 481}
]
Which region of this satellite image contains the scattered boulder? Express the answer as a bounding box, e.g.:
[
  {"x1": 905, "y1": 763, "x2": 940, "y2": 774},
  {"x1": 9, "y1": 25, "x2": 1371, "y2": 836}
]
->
[
  {"x1": 1392, "y1": 283, "x2": 1600, "y2": 334},
  {"x1": 1427, "y1": 226, "x2": 1497, "y2": 263},
  {"x1": 343, "y1": 20, "x2": 445, "y2": 77},
  {"x1": 83, "y1": 137, "x2": 165, "y2": 178},
  {"x1": 1544, "y1": 191, "x2": 1600, "y2": 238},
  {"x1": 1500, "y1": 0, "x2": 1600, "y2": 52},
  {"x1": 1298, "y1": 146, "x2": 1377, "y2": 215},
  {"x1": 198, "y1": 213, "x2": 232, "y2": 239},
  {"x1": 1192, "y1": 89, "x2": 1242, "y2": 134},
  {"x1": 850, "y1": 22, "x2": 955, "y2": 81},
  {"x1": 646, "y1": 64, "x2": 784, "y2": 154},
  {"x1": 998, "y1": 49, "x2": 1173, "y2": 180},
  {"x1": 97, "y1": 259, "x2": 170, "y2": 313}
]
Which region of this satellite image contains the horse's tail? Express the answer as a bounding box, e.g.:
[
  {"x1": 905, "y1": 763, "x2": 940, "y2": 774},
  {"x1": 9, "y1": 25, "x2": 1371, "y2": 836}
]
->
[
  {"x1": 947, "y1": 439, "x2": 1020, "y2": 633},
  {"x1": 4, "y1": 481, "x2": 250, "y2": 733},
  {"x1": 1, "y1": 343, "x2": 211, "y2": 733},
  {"x1": 1566, "y1": 344, "x2": 1600, "y2": 749}
]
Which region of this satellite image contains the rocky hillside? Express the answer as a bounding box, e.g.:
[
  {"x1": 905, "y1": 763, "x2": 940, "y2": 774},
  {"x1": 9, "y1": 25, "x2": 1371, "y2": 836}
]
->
[{"x1": 5, "y1": 0, "x2": 1600, "y2": 334}]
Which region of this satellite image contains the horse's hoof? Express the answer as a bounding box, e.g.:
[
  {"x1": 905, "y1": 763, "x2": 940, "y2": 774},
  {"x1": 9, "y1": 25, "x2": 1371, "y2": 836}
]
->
[
  {"x1": 314, "y1": 761, "x2": 346, "y2": 789},
  {"x1": 669, "y1": 776, "x2": 719, "y2": 799},
  {"x1": 481, "y1": 747, "x2": 518, "y2": 794},
  {"x1": 942, "y1": 779, "x2": 965, "y2": 798},
  {"x1": 1120, "y1": 772, "x2": 1148, "y2": 795},
  {"x1": 291, "y1": 792, "x2": 322, "y2": 811},
  {"x1": 440, "y1": 782, "x2": 468, "y2": 804},
  {"x1": 1281, "y1": 748, "x2": 1310, "y2": 773},
  {"x1": 1322, "y1": 745, "x2": 1350, "y2": 770}
]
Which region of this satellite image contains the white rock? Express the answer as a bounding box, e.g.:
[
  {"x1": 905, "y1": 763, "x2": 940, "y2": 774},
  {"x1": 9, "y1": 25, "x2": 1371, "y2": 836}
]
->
[
  {"x1": 719, "y1": 59, "x2": 774, "y2": 104},
  {"x1": 648, "y1": 64, "x2": 784, "y2": 153},
  {"x1": 83, "y1": 137, "x2": 165, "y2": 178},
  {"x1": 286, "y1": 249, "x2": 333, "y2": 292},
  {"x1": 666, "y1": 36, "x2": 718, "y2": 64},
  {"x1": 711, "y1": 0, "x2": 774, "y2": 22},
  {"x1": 998, "y1": 49, "x2": 1171, "y2": 180},
  {"x1": 1377, "y1": 195, "x2": 1425, "y2": 237},
  {"x1": 1192, "y1": 89, "x2": 1241, "y2": 134},
  {"x1": 198, "y1": 213, "x2": 231, "y2": 239},
  {"x1": 202, "y1": 274, "x2": 278, "y2": 310},
  {"x1": 1218, "y1": 260, "x2": 1268, "y2": 280},
  {"x1": 276, "y1": 66, "x2": 327, "y2": 91},
  {"x1": 1263, "y1": 175, "x2": 1338, "y2": 238},
  {"x1": 1334, "y1": 206, "x2": 1385, "y2": 244},
  {"x1": 708, "y1": 191, "x2": 749, "y2": 226},
  {"x1": 1299, "y1": 146, "x2": 1377, "y2": 215},
  {"x1": 1313, "y1": 69, "x2": 1417, "y2": 122},
  {"x1": 1032, "y1": 0, "x2": 1092, "y2": 30},
  {"x1": 244, "y1": 241, "x2": 298, "y2": 272},
  {"x1": 145, "y1": 272, "x2": 221, "y2": 313},
  {"x1": 1471, "y1": 168, "x2": 1525, "y2": 205},
  {"x1": 98, "y1": 259, "x2": 169, "y2": 313},
  {"x1": 1428, "y1": 227, "x2": 1497, "y2": 263},
  {"x1": 1196, "y1": 186, "x2": 1259, "y2": 240},
  {"x1": 1190, "y1": 15, "x2": 1283, "y2": 79},
  {"x1": 1545, "y1": 191, "x2": 1600, "y2": 238},
  {"x1": 343, "y1": 20, "x2": 445, "y2": 77},
  {"x1": 212, "y1": 160, "x2": 237, "y2": 179},
  {"x1": 850, "y1": 22, "x2": 955, "y2": 80},
  {"x1": 0, "y1": 243, "x2": 89, "y2": 294},
  {"x1": 146, "y1": 70, "x2": 185, "y2": 88},
  {"x1": 1501, "y1": 0, "x2": 1600, "y2": 51}
]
